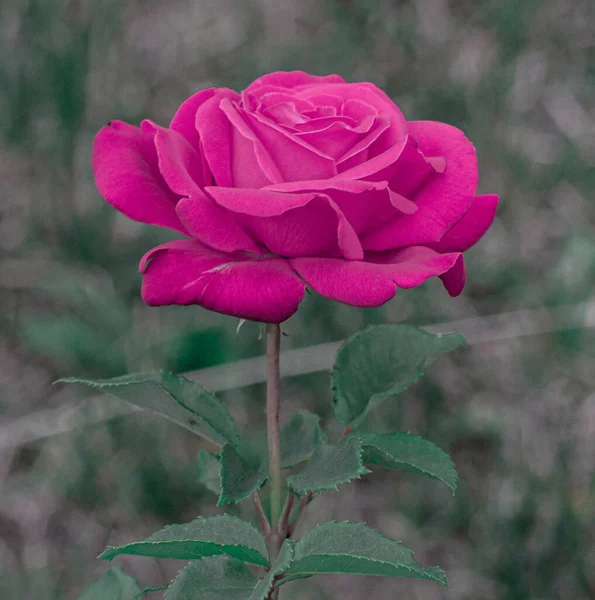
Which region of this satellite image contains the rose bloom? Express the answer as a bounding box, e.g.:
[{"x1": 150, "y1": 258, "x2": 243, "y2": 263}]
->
[{"x1": 93, "y1": 71, "x2": 498, "y2": 323}]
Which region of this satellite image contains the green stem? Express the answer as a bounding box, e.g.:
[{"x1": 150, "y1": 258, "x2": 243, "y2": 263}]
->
[{"x1": 266, "y1": 323, "x2": 282, "y2": 536}]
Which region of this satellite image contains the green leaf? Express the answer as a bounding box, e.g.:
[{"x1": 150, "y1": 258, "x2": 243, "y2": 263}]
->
[
  {"x1": 59, "y1": 372, "x2": 238, "y2": 447},
  {"x1": 249, "y1": 540, "x2": 294, "y2": 600},
  {"x1": 360, "y1": 432, "x2": 458, "y2": 492},
  {"x1": 75, "y1": 567, "x2": 141, "y2": 600},
  {"x1": 100, "y1": 514, "x2": 269, "y2": 567},
  {"x1": 332, "y1": 324, "x2": 466, "y2": 426},
  {"x1": 287, "y1": 437, "x2": 369, "y2": 495},
  {"x1": 280, "y1": 411, "x2": 327, "y2": 468},
  {"x1": 218, "y1": 443, "x2": 268, "y2": 505},
  {"x1": 286, "y1": 522, "x2": 447, "y2": 584},
  {"x1": 198, "y1": 451, "x2": 221, "y2": 495},
  {"x1": 136, "y1": 585, "x2": 169, "y2": 599},
  {"x1": 166, "y1": 557, "x2": 257, "y2": 600}
]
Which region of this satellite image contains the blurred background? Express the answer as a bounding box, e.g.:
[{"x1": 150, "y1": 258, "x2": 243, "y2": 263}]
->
[{"x1": 1, "y1": 0, "x2": 595, "y2": 598}]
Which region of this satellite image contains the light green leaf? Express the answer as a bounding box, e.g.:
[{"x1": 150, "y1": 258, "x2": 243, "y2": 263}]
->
[
  {"x1": 76, "y1": 567, "x2": 141, "y2": 600},
  {"x1": 332, "y1": 325, "x2": 466, "y2": 425},
  {"x1": 198, "y1": 451, "x2": 221, "y2": 495},
  {"x1": 360, "y1": 432, "x2": 458, "y2": 492},
  {"x1": 218, "y1": 443, "x2": 268, "y2": 505},
  {"x1": 286, "y1": 521, "x2": 447, "y2": 584},
  {"x1": 166, "y1": 557, "x2": 257, "y2": 600},
  {"x1": 100, "y1": 514, "x2": 269, "y2": 567},
  {"x1": 59, "y1": 372, "x2": 238, "y2": 447},
  {"x1": 280, "y1": 411, "x2": 327, "y2": 469},
  {"x1": 249, "y1": 540, "x2": 295, "y2": 600},
  {"x1": 287, "y1": 437, "x2": 369, "y2": 495}
]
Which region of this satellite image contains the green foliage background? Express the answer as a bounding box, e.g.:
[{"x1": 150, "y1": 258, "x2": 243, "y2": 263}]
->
[{"x1": 1, "y1": 0, "x2": 595, "y2": 598}]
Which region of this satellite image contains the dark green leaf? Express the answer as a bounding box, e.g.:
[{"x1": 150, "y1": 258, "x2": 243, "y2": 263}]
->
[
  {"x1": 286, "y1": 522, "x2": 446, "y2": 584},
  {"x1": 332, "y1": 324, "x2": 466, "y2": 425},
  {"x1": 280, "y1": 411, "x2": 327, "y2": 469},
  {"x1": 166, "y1": 557, "x2": 257, "y2": 600},
  {"x1": 58, "y1": 372, "x2": 238, "y2": 447},
  {"x1": 218, "y1": 443, "x2": 268, "y2": 505},
  {"x1": 360, "y1": 432, "x2": 457, "y2": 492},
  {"x1": 287, "y1": 437, "x2": 369, "y2": 495},
  {"x1": 249, "y1": 540, "x2": 295, "y2": 600},
  {"x1": 100, "y1": 514, "x2": 269, "y2": 567},
  {"x1": 75, "y1": 567, "x2": 141, "y2": 600},
  {"x1": 198, "y1": 451, "x2": 221, "y2": 495}
]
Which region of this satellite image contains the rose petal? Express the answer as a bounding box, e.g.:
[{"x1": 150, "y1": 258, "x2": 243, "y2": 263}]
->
[
  {"x1": 429, "y1": 194, "x2": 499, "y2": 253},
  {"x1": 140, "y1": 239, "x2": 305, "y2": 323},
  {"x1": 176, "y1": 196, "x2": 260, "y2": 253},
  {"x1": 92, "y1": 121, "x2": 186, "y2": 233},
  {"x1": 336, "y1": 117, "x2": 391, "y2": 170},
  {"x1": 263, "y1": 179, "x2": 416, "y2": 234},
  {"x1": 295, "y1": 121, "x2": 361, "y2": 159},
  {"x1": 258, "y1": 92, "x2": 316, "y2": 112},
  {"x1": 439, "y1": 255, "x2": 466, "y2": 296},
  {"x1": 261, "y1": 102, "x2": 310, "y2": 127},
  {"x1": 218, "y1": 99, "x2": 283, "y2": 186},
  {"x1": 194, "y1": 89, "x2": 242, "y2": 187},
  {"x1": 372, "y1": 137, "x2": 438, "y2": 194},
  {"x1": 170, "y1": 87, "x2": 232, "y2": 185},
  {"x1": 170, "y1": 88, "x2": 217, "y2": 149},
  {"x1": 205, "y1": 186, "x2": 363, "y2": 260},
  {"x1": 292, "y1": 115, "x2": 358, "y2": 133},
  {"x1": 362, "y1": 121, "x2": 479, "y2": 250},
  {"x1": 297, "y1": 83, "x2": 407, "y2": 154},
  {"x1": 142, "y1": 120, "x2": 205, "y2": 196},
  {"x1": 245, "y1": 71, "x2": 345, "y2": 94},
  {"x1": 240, "y1": 109, "x2": 337, "y2": 182},
  {"x1": 301, "y1": 93, "x2": 344, "y2": 111},
  {"x1": 341, "y1": 98, "x2": 377, "y2": 131},
  {"x1": 291, "y1": 246, "x2": 462, "y2": 307}
]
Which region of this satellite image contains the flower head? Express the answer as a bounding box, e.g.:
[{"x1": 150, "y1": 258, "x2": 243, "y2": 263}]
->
[{"x1": 93, "y1": 71, "x2": 498, "y2": 323}]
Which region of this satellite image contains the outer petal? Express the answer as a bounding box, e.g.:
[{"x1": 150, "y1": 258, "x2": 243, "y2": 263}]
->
[
  {"x1": 194, "y1": 89, "x2": 242, "y2": 187},
  {"x1": 170, "y1": 87, "x2": 231, "y2": 186},
  {"x1": 92, "y1": 121, "x2": 186, "y2": 234},
  {"x1": 170, "y1": 88, "x2": 218, "y2": 149},
  {"x1": 175, "y1": 196, "x2": 261, "y2": 254},
  {"x1": 290, "y1": 246, "x2": 462, "y2": 307},
  {"x1": 205, "y1": 187, "x2": 363, "y2": 260},
  {"x1": 142, "y1": 121, "x2": 205, "y2": 195},
  {"x1": 439, "y1": 255, "x2": 466, "y2": 297},
  {"x1": 362, "y1": 121, "x2": 479, "y2": 250},
  {"x1": 140, "y1": 239, "x2": 305, "y2": 323},
  {"x1": 429, "y1": 194, "x2": 499, "y2": 253},
  {"x1": 370, "y1": 137, "x2": 443, "y2": 195}
]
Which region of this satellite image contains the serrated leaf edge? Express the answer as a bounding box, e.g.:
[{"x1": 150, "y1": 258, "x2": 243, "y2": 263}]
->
[
  {"x1": 164, "y1": 559, "x2": 258, "y2": 600},
  {"x1": 331, "y1": 325, "x2": 466, "y2": 427},
  {"x1": 289, "y1": 521, "x2": 447, "y2": 586},
  {"x1": 99, "y1": 514, "x2": 269, "y2": 567},
  {"x1": 217, "y1": 444, "x2": 269, "y2": 506},
  {"x1": 280, "y1": 410, "x2": 327, "y2": 469},
  {"x1": 286, "y1": 438, "x2": 371, "y2": 495},
  {"x1": 361, "y1": 432, "x2": 458, "y2": 493},
  {"x1": 57, "y1": 372, "x2": 239, "y2": 448}
]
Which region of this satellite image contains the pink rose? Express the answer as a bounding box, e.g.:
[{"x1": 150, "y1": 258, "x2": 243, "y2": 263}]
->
[{"x1": 93, "y1": 71, "x2": 498, "y2": 323}]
